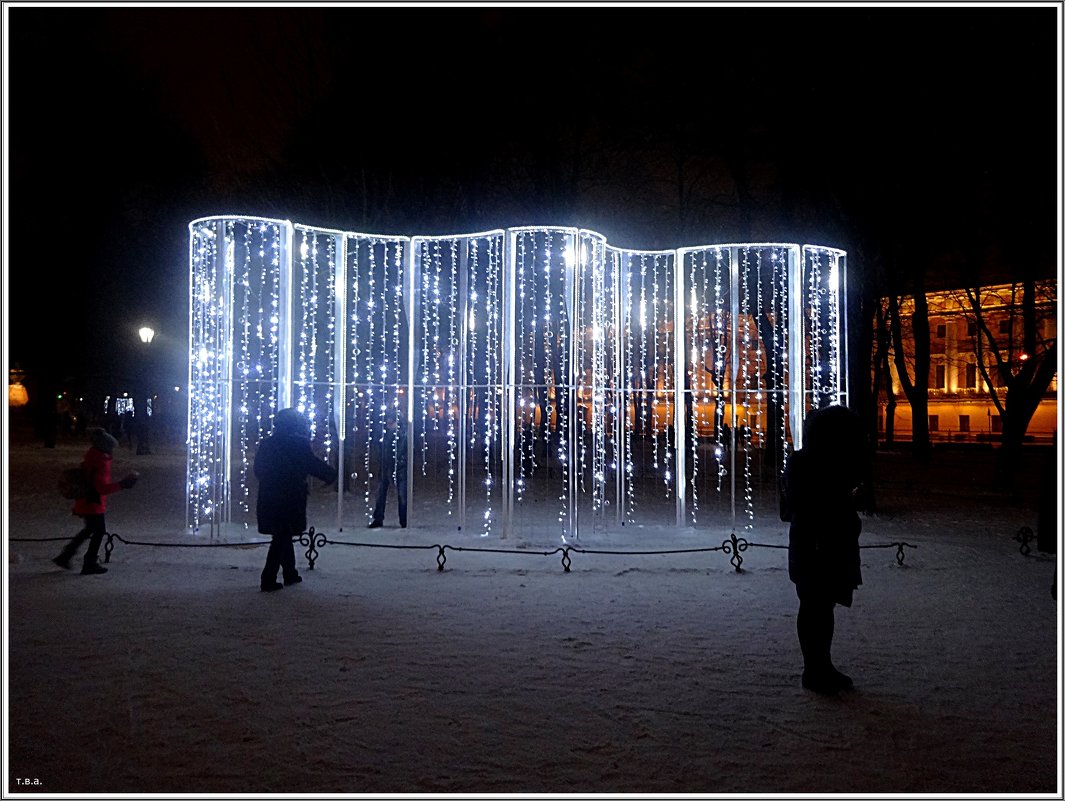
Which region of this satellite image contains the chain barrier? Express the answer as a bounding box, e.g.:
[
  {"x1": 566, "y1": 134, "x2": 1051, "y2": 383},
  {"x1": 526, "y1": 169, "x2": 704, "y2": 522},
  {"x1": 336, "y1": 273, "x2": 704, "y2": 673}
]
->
[{"x1": 12, "y1": 527, "x2": 917, "y2": 573}]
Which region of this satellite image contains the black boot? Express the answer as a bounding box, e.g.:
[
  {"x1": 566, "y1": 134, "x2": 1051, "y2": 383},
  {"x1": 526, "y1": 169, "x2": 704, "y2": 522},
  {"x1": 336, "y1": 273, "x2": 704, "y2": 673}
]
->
[
  {"x1": 81, "y1": 562, "x2": 108, "y2": 575},
  {"x1": 829, "y1": 665, "x2": 854, "y2": 690},
  {"x1": 53, "y1": 552, "x2": 73, "y2": 570},
  {"x1": 801, "y1": 667, "x2": 839, "y2": 695}
]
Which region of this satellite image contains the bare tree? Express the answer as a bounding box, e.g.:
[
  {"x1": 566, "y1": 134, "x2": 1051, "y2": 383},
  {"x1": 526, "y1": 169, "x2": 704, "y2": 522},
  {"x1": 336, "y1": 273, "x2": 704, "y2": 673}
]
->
[
  {"x1": 958, "y1": 280, "x2": 1057, "y2": 480},
  {"x1": 872, "y1": 298, "x2": 897, "y2": 445},
  {"x1": 886, "y1": 272, "x2": 932, "y2": 464}
]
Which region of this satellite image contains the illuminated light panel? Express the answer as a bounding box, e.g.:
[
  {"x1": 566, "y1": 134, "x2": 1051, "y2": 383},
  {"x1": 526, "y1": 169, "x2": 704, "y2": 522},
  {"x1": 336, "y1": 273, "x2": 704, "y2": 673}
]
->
[{"x1": 188, "y1": 217, "x2": 846, "y2": 540}]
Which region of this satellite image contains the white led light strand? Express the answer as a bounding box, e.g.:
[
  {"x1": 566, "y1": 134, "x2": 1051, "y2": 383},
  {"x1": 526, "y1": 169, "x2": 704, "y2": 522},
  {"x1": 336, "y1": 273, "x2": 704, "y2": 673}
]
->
[
  {"x1": 808, "y1": 249, "x2": 823, "y2": 408},
  {"x1": 446, "y1": 238, "x2": 459, "y2": 509},
  {"x1": 623, "y1": 254, "x2": 636, "y2": 523},
  {"x1": 740, "y1": 248, "x2": 754, "y2": 529},
  {"x1": 688, "y1": 252, "x2": 701, "y2": 524},
  {"x1": 712, "y1": 248, "x2": 728, "y2": 494}
]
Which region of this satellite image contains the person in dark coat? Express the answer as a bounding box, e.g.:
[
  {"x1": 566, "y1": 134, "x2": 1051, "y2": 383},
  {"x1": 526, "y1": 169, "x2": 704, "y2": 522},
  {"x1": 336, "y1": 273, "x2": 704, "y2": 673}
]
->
[
  {"x1": 255, "y1": 408, "x2": 337, "y2": 592},
  {"x1": 781, "y1": 404, "x2": 867, "y2": 695},
  {"x1": 368, "y1": 411, "x2": 408, "y2": 529},
  {"x1": 53, "y1": 428, "x2": 139, "y2": 574}
]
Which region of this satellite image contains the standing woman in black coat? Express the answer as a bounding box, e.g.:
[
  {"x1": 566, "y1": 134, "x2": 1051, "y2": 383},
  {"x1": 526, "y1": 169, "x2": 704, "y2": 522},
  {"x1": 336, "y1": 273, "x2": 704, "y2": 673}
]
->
[
  {"x1": 782, "y1": 404, "x2": 868, "y2": 695},
  {"x1": 255, "y1": 408, "x2": 337, "y2": 592}
]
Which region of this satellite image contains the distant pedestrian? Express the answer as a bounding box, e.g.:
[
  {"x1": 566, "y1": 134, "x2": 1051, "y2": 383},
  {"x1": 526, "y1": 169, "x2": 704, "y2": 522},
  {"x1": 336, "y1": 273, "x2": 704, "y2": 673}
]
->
[
  {"x1": 368, "y1": 411, "x2": 408, "y2": 529},
  {"x1": 53, "y1": 428, "x2": 139, "y2": 575},
  {"x1": 780, "y1": 404, "x2": 868, "y2": 695},
  {"x1": 254, "y1": 408, "x2": 337, "y2": 592}
]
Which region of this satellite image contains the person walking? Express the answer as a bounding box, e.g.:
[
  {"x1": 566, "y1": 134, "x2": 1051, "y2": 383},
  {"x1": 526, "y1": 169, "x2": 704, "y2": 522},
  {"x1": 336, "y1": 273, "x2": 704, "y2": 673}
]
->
[
  {"x1": 781, "y1": 404, "x2": 868, "y2": 695},
  {"x1": 255, "y1": 408, "x2": 337, "y2": 592},
  {"x1": 53, "y1": 428, "x2": 139, "y2": 575},
  {"x1": 368, "y1": 412, "x2": 408, "y2": 529}
]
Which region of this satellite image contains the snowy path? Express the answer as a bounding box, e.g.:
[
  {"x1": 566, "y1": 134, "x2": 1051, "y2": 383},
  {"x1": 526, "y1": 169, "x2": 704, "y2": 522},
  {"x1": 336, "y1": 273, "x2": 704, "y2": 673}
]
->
[{"x1": 5, "y1": 441, "x2": 1060, "y2": 795}]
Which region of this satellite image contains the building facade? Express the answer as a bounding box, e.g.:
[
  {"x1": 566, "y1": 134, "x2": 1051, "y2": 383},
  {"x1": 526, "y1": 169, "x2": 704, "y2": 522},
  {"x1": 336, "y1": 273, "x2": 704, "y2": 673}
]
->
[{"x1": 878, "y1": 280, "x2": 1057, "y2": 444}]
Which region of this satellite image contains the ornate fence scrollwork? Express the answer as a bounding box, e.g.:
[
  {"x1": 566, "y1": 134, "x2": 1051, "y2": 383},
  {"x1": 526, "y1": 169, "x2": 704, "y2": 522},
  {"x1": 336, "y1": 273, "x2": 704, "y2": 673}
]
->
[
  {"x1": 1014, "y1": 525, "x2": 1035, "y2": 557},
  {"x1": 722, "y1": 532, "x2": 750, "y2": 572},
  {"x1": 295, "y1": 526, "x2": 328, "y2": 570}
]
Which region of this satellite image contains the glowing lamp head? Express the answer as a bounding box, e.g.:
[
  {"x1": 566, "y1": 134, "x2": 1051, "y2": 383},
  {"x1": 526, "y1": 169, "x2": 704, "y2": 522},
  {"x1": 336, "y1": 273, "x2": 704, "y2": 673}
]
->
[
  {"x1": 8, "y1": 382, "x2": 29, "y2": 407},
  {"x1": 139, "y1": 326, "x2": 156, "y2": 344}
]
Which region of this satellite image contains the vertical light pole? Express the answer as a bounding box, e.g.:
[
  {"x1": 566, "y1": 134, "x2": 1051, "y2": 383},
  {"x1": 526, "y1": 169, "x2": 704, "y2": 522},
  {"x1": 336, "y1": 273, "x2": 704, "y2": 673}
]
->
[{"x1": 137, "y1": 326, "x2": 155, "y2": 455}]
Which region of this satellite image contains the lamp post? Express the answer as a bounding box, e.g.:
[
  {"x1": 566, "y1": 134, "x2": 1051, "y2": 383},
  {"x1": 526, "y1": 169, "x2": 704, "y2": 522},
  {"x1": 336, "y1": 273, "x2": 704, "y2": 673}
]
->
[{"x1": 137, "y1": 326, "x2": 155, "y2": 454}]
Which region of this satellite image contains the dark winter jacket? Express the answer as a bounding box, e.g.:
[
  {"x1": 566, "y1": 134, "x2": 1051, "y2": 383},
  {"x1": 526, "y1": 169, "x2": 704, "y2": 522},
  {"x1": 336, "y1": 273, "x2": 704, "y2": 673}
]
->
[
  {"x1": 72, "y1": 447, "x2": 124, "y2": 516},
  {"x1": 782, "y1": 447, "x2": 862, "y2": 605},
  {"x1": 254, "y1": 431, "x2": 337, "y2": 535}
]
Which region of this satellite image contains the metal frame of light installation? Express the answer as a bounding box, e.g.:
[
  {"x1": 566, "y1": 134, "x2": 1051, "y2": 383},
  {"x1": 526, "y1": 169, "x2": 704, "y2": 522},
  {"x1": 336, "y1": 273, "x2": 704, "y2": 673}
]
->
[{"x1": 187, "y1": 216, "x2": 847, "y2": 541}]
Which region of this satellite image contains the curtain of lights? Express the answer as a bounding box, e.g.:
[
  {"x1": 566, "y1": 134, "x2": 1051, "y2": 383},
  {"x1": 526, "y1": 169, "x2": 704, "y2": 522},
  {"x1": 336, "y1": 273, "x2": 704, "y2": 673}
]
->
[
  {"x1": 411, "y1": 232, "x2": 506, "y2": 535},
  {"x1": 343, "y1": 234, "x2": 410, "y2": 528},
  {"x1": 614, "y1": 248, "x2": 679, "y2": 528},
  {"x1": 188, "y1": 217, "x2": 846, "y2": 540}
]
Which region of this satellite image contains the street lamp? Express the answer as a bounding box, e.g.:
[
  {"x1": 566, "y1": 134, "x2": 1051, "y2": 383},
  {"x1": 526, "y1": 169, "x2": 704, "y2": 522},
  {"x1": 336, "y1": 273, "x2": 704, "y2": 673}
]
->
[{"x1": 136, "y1": 326, "x2": 155, "y2": 454}]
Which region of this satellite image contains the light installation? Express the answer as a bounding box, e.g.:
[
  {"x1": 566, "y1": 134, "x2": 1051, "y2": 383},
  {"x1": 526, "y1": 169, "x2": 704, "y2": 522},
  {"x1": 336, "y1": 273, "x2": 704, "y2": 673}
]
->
[{"x1": 188, "y1": 217, "x2": 847, "y2": 541}]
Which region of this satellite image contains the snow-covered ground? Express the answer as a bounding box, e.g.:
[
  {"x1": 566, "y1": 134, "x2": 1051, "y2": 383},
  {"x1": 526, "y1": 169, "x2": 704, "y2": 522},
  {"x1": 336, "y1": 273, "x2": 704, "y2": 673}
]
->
[{"x1": 4, "y1": 432, "x2": 1061, "y2": 796}]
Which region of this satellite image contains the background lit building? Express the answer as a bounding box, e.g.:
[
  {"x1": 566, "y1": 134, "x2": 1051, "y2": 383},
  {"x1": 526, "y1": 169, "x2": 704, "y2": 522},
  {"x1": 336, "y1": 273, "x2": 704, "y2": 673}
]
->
[{"x1": 878, "y1": 280, "x2": 1057, "y2": 444}]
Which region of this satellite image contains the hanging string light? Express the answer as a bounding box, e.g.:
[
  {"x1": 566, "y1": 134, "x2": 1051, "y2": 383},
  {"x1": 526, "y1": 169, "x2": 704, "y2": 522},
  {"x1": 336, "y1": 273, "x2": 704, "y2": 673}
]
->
[
  {"x1": 808, "y1": 248, "x2": 823, "y2": 408},
  {"x1": 650, "y1": 255, "x2": 660, "y2": 477},
  {"x1": 753, "y1": 249, "x2": 765, "y2": 453},
  {"x1": 235, "y1": 223, "x2": 254, "y2": 516},
  {"x1": 187, "y1": 220, "x2": 222, "y2": 529},
  {"x1": 322, "y1": 233, "x2": 337, "y2": 462},
  {"x1": 346, "y1": 236, "x2": 367, "y2": 516},
  {"x1": 775, "y1": 247, "x2": 790, "y2": 474},
  {"x1": 576, "y1": 240, "x2": 589, "y2": 499},
  {"x1": 623, "y1": 254, "x2": 636, "y2": 523},
  {"x1": 826, "y1": 251, "x2": 841, "y2": 406},
  {"x1": 687, "y1": 252, "x2": 701, "y2": 524},
  {"x1": 658, "y1": 254, "x2": 674, "y2": 497},
  {"x1": 296, "y1": 229, "x2": 311, "y2": 420},
  {"x1": 390, "y1": 239, "x2": 405, "y2": 498},
  {"x1": 588, "y1": 236, "x2": 609, "y2": 513},
  {"x1": 712, "y1": 247, "x2": 728, "y2": 495},
  {"x1": 446, "y1": 238, "x2": 460, "y2": 509},
  {"x1": 516, "y1": 232, "x2": 529, "y2": 502},
  {"x1": 740, "y1": 248, "x2": 754, "y2": 529},
  {"x1": 485, "y1": 236, "x2": 502, "y2": 534}
]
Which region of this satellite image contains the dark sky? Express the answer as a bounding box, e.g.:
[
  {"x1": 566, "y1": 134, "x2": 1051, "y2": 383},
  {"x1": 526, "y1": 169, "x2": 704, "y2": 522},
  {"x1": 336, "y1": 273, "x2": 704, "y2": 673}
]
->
[{"x1": 5, "y1": 3, "x2": 1060, "y2": 395}]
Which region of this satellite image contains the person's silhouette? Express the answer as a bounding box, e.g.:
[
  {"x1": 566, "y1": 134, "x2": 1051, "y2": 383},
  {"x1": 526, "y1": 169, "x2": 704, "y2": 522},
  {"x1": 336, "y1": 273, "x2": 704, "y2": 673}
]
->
[
  {"x1": 781, "y1": 404, "x2": 868, "y2": 695},
  {"x1": 368, "y1": 412, "x2": 408, "y2": 529}
]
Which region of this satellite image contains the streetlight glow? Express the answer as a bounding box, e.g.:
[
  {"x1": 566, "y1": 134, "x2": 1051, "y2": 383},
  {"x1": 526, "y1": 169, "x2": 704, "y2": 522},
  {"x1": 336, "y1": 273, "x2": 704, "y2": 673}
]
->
[{"x1": 139, "y1": 326, "x2": 156, "y2": 344}]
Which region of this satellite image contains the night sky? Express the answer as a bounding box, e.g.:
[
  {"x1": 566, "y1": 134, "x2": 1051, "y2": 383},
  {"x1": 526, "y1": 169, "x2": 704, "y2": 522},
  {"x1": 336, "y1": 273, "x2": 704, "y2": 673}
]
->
[{"x1": 5, "y1": 3, "x2": 1060, "y2": 401}]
